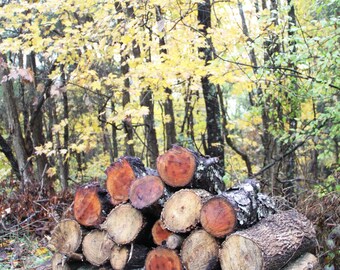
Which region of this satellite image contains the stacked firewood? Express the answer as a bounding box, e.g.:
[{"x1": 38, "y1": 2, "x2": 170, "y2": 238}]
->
[{"x1": 48, "y1": 146, "x2": 319, "y2": 270}]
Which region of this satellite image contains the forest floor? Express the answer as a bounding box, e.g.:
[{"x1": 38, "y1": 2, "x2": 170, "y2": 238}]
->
[{"x1": 0, "y1": 191, "x2": 339, "y2": 269}]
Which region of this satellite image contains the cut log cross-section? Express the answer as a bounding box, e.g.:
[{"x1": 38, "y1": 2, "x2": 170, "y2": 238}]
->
[
  {"x1": 101, "y1": 203, "x2": 144, "y2": 245},
  {"x1": 106, "y1": 156, "x2": 146, "y2": 205},
  {"x1": 73, "y1": 183, "x2": 112, "y2": 227},
  {"x1": 152, "y1": 219, "x2": 173, "y2": 246},
  {"x1": 82, "y1": 230, "x2": 114, "y2": 266},
  {"x1": 219, "y1": 210, "x2": 317, "y2": 270},
  {"x1": 145, "y1": 247, "x2": 183, "y2": 270},
  {"x1": 110, "y1": 244, "x2": 150, "y2": 270},
  {"x1": 48, "y1": 219, "x2": 82, "y2": 255},
  {"x1": 181, "y1": 229, "x2": 219, "y2": 270}
]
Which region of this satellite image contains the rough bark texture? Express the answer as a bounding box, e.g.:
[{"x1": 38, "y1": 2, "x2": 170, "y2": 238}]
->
[
  {"x1": 221, "y1": 179, "x2": 276, "y2": 229},
  {"x1": 220, "y1": 210, "x2": 317, "y2": 270},
  {"x1": 48, "y1": 220, "x2": 82, "y2": 255},
  {"x1": 181, "y1": 229, "x2": 219, "y2": 270},
  {"x1": 145, "y1": 247, "x2": 183, "y2": 270},
  {"x1": 100, "y1": 203, "x2": 144, "y2": 245},
  {"x1": 161, "y1": 189, "x2": 210, "y2": 233},
  {"x1": 105, "y1": 156, "x2": 146, "y2": 205},
  {"x1": 82, "y1": 230, "x2": 114, "y2": 266},
  {"x1": 282, "y1": 253, "x2": 320, "y2": 270},
  {"x1": 73, "y1": 183, "x2": 112, "y2": 227}
]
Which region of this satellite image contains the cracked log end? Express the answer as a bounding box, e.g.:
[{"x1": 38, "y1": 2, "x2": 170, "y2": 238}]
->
[
  {"x1": 106, "y1": 158, "x2": 136, "y2": 205},
  {"x1": 129, "y1": 176, "x2": 164, "y2": 209},
  {"x1": 48, "y1": 219, "x2": 82, "y2": 254},
  {"x1": 145, "y1": 247, "x2": 182, "y2": 270},
  {"x1": 161, "y1": 189, "x2": 202, "y2": 233},
  {"x1": 82, "y1": 230, "x2": 114, "y2": 266},
  {"x1": 101, "y1": 204, "x2": 143, "y2": 245},
  {"x1": 73, "y1": 184, "x2": 106, "y2": 227},
  {"x1": 200, "y1": 196, "x2": 237, "y2": 237},
  {"x1": 157, "y1": 145, "x2": 196, "y2": 187}
]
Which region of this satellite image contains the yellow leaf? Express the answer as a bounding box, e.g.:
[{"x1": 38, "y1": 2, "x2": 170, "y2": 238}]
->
[{"x1": 34, "y1": 247, "x2": 49, "y2": 256}]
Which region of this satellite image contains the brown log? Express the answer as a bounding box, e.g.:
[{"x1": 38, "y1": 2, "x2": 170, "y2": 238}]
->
[
  {"x1": 145, "y1": 247, "x2": 183, "y2": 270},
  {"x1": 48, "y1": 219, "x2": 82, "y2": 255},
  {"x1": 73, "y1": 183, "x2": 112, "y2": 227},
  {"x1": 219, "y1": 210, "x2": 317, "y2": 270},
  {"x1": 200, "y1": 196, "x2": 237, "y2": 238},
  {"x1": 181, "y1": 229, "x2": 219, "y2": 270},
  {"x1": 51, "y1": 252, "x2": 84, "y2": 270},
  {"x1": 100, "y1": 203, "x2": 144, "y2": 245},
  {"x1": 282, "y1": 253, "x2": 320, "y2": 270},
  {"x1": 110, "y1": 244, "x2": 150, "y2": 270},
  {"x1": 152, "y1": 219, "x2": 173, "y2": 245},
  {"x1": 161, "y1": 189, "x2": 210, "y2": 233},
  {"x1": 82, "y1": 229, "x2": 115, "y2": 266},
  {"x1": 106, "y1": 156, "x2": 146, "y2": 205},
  {"x1": 129, "y1": 175, "x2": 164, "y2": 209},
  {"x1": 157, "y1": 145, "x2": 225, "y2": 193}
]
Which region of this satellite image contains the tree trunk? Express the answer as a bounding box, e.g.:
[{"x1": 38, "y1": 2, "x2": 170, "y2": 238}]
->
[
  {"x1": 220, "y1": 210, "x2": 317, "y2": 270},
  {"x1": 0, "y1": 133, "x2": 20, "y2": 179},
  {"x1": 197, "y1": 0, "x2": 224, "y2": 170},
  {"x1": 1, "y1": 55, "x2": 34, "y2": 185}
]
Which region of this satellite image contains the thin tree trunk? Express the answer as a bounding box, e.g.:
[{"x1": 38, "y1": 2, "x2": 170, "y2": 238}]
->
[
  {"x1": 197, "y1": 0, "x2": 224, "y2": 170},
  {"x1": 0, "y1": 133, "x2": 20, "y2": 179},
  {"x1": 1, "y1": 55, "x2": 34, "y2": 186}
]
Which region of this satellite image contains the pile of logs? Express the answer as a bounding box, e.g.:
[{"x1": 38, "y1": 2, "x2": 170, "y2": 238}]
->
[{"x1": 48, "y1": 146, "x2": 319, "y2": 270}]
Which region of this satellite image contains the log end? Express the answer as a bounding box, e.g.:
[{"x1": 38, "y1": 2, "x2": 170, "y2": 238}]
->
[
  {"x1": 145, "y1": 247, "x2": 182, "y2": 270},
  {"x1": 129, "y1": 176, "x2": 164, "y2": 209},
  {"x1": 200, "y1": 197, "x2": 237, "y2": 237},
  {"x1": 157, "y1": 145, "x2": 196, "y2": 187},
  {"x1": 152, "y1": 219, "x2": 173, "y2": 246},
  {"x1": 110, "y1": 245, "x2": 129, "y2": 270},
  {"x1": 106, "y1": 158, "x2": 136, "y2": 205}
]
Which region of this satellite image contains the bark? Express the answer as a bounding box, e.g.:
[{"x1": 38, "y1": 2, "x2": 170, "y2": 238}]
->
[
  {"x1": 1, "y1": 55, "x2": 34, "y2": 185},
  {"x1": 0, "y1": 133, "x2": 20, "y2": 179},
  {"x1": 180, "y1": 229, "x2": 219, "y2": 270},
  {"x1": 100, "y1": 203, "x2": 144, "y2": 245},
  {"x1": 197, "y1": 0, "x2": 224, "y2": 170},
  {"x1": 220, "y1": 210, "x2": 317, "y2": 270},
  {"x1": 73, "y1": 183, "x2": 112, "y2": 227},
  {"x1": 145, "y1": 247, "x2": 183, "y2": 270},
  {"x1": 110, "y1": 244, "x2": 150, "y2": 270}
]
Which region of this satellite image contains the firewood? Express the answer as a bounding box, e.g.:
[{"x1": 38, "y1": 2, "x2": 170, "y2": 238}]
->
[
  {"x1": 51, "y1": 252, "x2": 84, "y2": 270},
  {"x1": 106, "y1": 156, "x2": 146, "y2": 205},
  {"x1": 219, "y1": 210, "x2": 317, "y2": 270},
  {"x1": 100, "y1": 203, "x2": 144, "y2": 245},
  {"x1": 157, "y1": 145, "x2": 225, "y2": 193},
  {"x1": 166, "y1": 234, "x2": 184, "y2": 250},
  {"x1": 73, "y1": 183, "x2": 112, "y2": 227},
  {"x1": 110, "y1": 244, "x2": 150, "y2": 270},
  {"x1": 151, "y1": 219, "x2": 173, "y2": 245},
  {"x1": 82, "y1": 229, "x2": 115, "y2": 266},
  {"x1": 282, "y1": 253, "x2": 320, "y2": 270},
  {"x1": 48, "y1": 219, "x2": 82, "y2": 255},
  {"x1": 200, "y1": 196, "x2": 237, "y2": 238},
  {"x1": 161, "y1": 189, "x2": 210, "y2": 233},
  {"x1": 129, "y1": 175, "x2": 164, "y2": 209},
  {"x1": 145, "y1": 247, "x2": 183, "y2": 270},
  {"x1": 181, "y1": 229, "x2": 219, "y2": 270}
]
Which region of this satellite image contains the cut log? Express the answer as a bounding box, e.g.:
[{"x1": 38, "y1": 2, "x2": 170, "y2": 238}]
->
[
  {"x1": 200, "y1": 196, "x2": 237, "y2": 238},
  {"x1": 129, "y1": 175, "x2": 164, "y2": 209},
  {"x1": 166, "y1": 234, "x2": 184, "y2": 250},
  {"x1": 282, "y1": 253, "x2": 320, "y2": 270},
  {"x1": 51, "y1": 252, "x2": 84, "y2": 270},
  {"x1": 145, "y1": 247, "x2": 183, "y2": 270},
  {"x1": 100, "y1": 203, "x2": 144, "y2": 245},
  {"x1": 48, "y1": 219, "x2": 82, "y2": 255},
  {"x1": 181, "y1": 229, "x2": 219, "y2": 270},
  {"x1": 82, "y1": 229, "x2": 115, "y2": 266},
  {"x1": 219, "y1": 210, "x2": 317, "y2": 270},
  {"x1": 220, "y1": 179, "x2": 276, "y2": 230},
  {"x1": 157, "y1": 145, "x2": 225, "y2": 193},
  {"x1": 161, "y1": 189, "x2": 210, "y2": 233},
  {"x1": 110, "y1": 244, "x2": 150, "y2": 270},
  {"x1": 73, "y1": 183, "x2": 112, "y2": 227},
  {"x1": 152, "y1": 219, "x2": 173, "y2": 245},
  {"x1": 106, "y1": 156, "x2": 146, "y2": 205}
]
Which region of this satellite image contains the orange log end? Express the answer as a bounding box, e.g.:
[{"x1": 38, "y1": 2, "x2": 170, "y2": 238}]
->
[
  {"x1": 152, "y1": 220, "x2": 173, "y2": 246},
  {"x1": 106, "y1": 158, "x2": 136, "y2": 205},
  {"x1": 145, "y1": 247, "x2": 182, "y2": 270}
]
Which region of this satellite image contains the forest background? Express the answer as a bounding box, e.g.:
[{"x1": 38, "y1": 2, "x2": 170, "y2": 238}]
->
[{"x1": 0, "y1": 0, "x2": 339, "y2": 269}]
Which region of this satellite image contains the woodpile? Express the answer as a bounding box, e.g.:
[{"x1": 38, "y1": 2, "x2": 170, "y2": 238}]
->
[{"x1": 49, "y1": 145, "x2": 319, "y2": 270}]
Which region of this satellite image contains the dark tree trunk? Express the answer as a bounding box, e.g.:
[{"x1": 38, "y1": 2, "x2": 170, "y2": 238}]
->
[
  {"x1": 0, "y1": 133, "x2": 20, "y2": 179},
  {"x1": 1, "y1": 55, "x2": 34, "y2": 186},
  {"x1": 197, "y1": 0, "x2": 224, "y2": 170}
]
